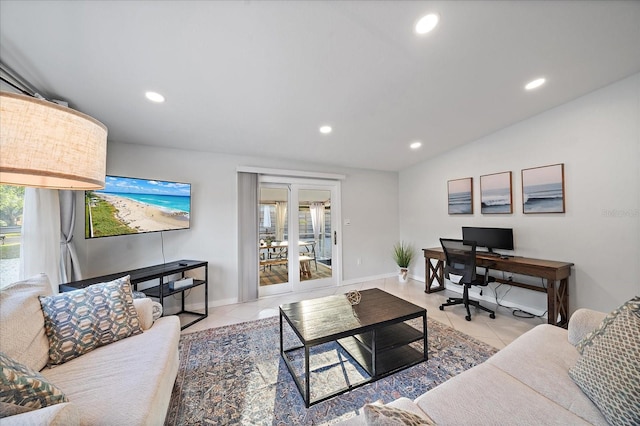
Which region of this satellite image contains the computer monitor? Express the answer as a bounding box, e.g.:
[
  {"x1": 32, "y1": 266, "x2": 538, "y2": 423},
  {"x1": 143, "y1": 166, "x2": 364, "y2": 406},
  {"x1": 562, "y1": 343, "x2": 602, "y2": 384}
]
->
[{"x1": 462, "y1": 227, "x2": 514, "y2": 254}]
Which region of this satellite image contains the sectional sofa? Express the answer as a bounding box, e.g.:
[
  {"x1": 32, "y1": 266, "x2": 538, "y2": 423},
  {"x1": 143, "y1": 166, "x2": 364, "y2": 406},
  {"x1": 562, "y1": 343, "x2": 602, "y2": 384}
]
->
[
  {"x1": 343, "y1": 300, "x2": 639, "y2": 425},
  {"x1": 0, "y1": 274, "x2": 181, "y2": 425}
]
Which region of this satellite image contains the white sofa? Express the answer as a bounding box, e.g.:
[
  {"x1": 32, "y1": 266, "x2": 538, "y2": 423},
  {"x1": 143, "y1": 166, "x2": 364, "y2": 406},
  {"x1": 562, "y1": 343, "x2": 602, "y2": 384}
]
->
[
  {"x1": 342, "y1": 308, "x2": 611, "y2": 425},
  {"x1": 0, "y1": 274, "x2": 181, "y2": 425}
]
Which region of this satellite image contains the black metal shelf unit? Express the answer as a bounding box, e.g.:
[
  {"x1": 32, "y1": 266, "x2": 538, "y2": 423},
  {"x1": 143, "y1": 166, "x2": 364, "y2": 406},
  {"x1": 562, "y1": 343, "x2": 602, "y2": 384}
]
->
[{"x1": 59, "y1": 260, "x2": 208, "y2": 330}]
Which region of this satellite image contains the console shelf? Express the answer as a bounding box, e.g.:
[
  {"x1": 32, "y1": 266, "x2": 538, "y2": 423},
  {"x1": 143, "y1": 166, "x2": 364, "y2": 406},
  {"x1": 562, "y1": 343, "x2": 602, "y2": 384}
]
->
[{"x1": 60, "y1": 260, "x2": 208, "y2": 330}]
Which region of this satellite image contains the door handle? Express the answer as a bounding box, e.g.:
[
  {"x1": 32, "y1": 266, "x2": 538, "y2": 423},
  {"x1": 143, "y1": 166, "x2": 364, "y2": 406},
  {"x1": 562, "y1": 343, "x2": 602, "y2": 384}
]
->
[{"x1": 334, "y1": 231, "x2": 337, "y2": 245}]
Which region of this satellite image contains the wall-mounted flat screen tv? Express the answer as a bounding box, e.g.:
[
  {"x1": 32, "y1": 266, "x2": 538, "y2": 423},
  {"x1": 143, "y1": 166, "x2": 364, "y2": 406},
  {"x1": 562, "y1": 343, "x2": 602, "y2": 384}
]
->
[{"x1": 85, "y1": 175, "x2": 191, "y2": 238}]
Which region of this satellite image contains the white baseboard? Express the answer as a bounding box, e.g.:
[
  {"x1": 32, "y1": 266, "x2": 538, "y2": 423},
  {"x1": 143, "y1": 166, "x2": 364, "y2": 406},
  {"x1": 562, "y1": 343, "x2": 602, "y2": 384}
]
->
[
  {"x1": 443, "y1": 283, "x2": 547, "y2": 318},
  {"x1": 164, "y1": 296, "x2": 237, "y2": 315},
  {"x1": 407, "y1": 271, "x2": 546, "y2": 318},
  {"x1": 339, "y1": 273, "x2": 397, "y2": 287},
  {"x1": 169, "y1": 272, "x2": 546, "y2": 320}
]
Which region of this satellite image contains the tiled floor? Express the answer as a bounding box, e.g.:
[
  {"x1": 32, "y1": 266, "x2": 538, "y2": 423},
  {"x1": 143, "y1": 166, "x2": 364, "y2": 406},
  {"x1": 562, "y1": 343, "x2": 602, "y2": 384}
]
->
[{"x1": 182, "y1": 277, "x2": 546, "y2": 350}]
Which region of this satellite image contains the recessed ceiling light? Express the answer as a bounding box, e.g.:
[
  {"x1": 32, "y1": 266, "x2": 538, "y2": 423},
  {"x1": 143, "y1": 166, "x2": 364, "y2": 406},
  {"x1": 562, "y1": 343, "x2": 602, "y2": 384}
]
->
[
  {"x1": 415, "y1": 13, "x2": 439, "y2": 35},
  {"x1": 525, "y1": 78, "x2": 546, "y2": 91},
  {"x1": 319, "y1": 125, "x2": 332, "y2": 134},
  {"x1": 410, "y1": 141, "x2": 422, "y2": 149},
  {"x1": 145, "y1": 91, "x2": 165, "y2": 103}
]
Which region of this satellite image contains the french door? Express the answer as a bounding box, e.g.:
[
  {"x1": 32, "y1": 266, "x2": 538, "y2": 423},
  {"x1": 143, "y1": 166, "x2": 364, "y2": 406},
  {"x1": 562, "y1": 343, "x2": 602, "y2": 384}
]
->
[{"x1": 258, "y1": 176, "x2": 340, "y2": 297}]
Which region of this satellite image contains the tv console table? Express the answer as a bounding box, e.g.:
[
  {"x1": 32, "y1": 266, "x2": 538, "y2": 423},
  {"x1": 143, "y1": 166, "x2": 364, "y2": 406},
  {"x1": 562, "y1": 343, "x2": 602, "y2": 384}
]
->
[
  {"x1": 423, "y1": 248, "x2": 573, "y2": 328},
  {"x1": 60, "y1": 260, "x2": 208, "y2": 330}
]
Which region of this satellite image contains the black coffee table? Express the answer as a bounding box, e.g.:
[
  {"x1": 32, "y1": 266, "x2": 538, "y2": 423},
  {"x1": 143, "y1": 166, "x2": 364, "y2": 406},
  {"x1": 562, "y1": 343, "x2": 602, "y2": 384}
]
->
[{"x1": 279, "y1": 288, "x2": 427, "y2": 407}]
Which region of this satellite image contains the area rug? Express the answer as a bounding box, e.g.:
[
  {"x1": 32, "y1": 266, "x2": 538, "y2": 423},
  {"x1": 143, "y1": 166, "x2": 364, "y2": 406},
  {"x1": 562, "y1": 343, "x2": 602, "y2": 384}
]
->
[{"x1": 165, "y1": 315, "x2": 497, "y2": 425}]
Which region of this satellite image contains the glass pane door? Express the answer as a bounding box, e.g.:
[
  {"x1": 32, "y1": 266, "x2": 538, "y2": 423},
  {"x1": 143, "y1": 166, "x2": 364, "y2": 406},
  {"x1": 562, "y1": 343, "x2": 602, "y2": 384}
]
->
[
  {"x1": 258, "y1": 177, "x2": 340, "y2": 297},
  {"x1": 297, "y1": 188, "x2": 334, "y2": 289},
  {"x1": 258, "y1": 185, "x2": 291, "y2": 296}
]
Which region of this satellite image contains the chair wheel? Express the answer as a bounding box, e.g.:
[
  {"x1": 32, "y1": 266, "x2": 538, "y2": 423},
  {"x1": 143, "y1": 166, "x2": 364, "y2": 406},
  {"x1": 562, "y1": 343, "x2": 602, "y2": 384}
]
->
[
  {"x1": 490, "y1": 313, "x2": 496, "y2": 319},
  {"x1": 465, "y1": 315, "x2": 471, "y2": 321},
  {"x1": 439, "y1": 306, "x2": 444, "y2": 311}
]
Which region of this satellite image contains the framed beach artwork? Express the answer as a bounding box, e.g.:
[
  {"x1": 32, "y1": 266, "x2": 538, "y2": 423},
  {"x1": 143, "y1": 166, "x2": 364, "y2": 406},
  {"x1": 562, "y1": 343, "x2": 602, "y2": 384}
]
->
[
  {"x1": 448, "y1": 177, "x2": 473, "y2": 214},
  {"x1": 480, "y1": 171, "x2": 512, "y2": 214},
  {"x1": 522, "y1": 163, "x2": 565, "y2": 213}
]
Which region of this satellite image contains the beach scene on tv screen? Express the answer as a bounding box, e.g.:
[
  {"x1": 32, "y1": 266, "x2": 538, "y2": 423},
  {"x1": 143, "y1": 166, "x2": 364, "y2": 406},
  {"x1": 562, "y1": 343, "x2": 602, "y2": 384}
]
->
[{"x1": 85, "y1": 176, "x2": 191, "y2": 238}]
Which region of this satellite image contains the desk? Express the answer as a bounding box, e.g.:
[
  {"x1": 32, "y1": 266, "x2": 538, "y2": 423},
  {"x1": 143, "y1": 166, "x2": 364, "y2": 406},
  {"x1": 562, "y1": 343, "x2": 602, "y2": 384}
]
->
[{"x1": 423, "y1": 248, "x2": 574, "y2": 328}]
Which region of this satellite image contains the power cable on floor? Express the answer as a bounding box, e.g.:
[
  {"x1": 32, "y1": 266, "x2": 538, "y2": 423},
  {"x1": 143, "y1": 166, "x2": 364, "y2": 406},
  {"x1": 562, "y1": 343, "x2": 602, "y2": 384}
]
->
[{"x1": 490, "y1": 273, "x2": 547, "y2": 319}]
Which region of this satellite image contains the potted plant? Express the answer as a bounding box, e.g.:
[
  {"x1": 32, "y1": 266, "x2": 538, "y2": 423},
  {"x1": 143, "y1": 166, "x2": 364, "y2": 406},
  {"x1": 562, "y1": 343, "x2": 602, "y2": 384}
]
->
[{"x1": 392, "y1": 241, "x2": 414, "y2": 283}]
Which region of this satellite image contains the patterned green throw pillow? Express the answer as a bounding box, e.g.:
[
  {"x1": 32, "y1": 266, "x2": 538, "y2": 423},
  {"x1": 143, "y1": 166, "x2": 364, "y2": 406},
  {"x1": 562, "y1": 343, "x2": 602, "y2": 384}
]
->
[
  {"x1": 568, "y1": 297, "x2": 640, "y2": 425},
  {"x1": 39, "y1": 276, "x2": 143, "y2": 366},
  {"x1": 0, "y1": 351, "x2": 68, "y2": 413}
]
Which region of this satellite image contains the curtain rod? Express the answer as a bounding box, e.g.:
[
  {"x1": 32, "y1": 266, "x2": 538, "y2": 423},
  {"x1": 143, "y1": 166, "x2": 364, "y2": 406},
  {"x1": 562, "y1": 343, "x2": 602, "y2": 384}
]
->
[{"x1": 0, "y1": 62, "x2": 41, "y2": 98}]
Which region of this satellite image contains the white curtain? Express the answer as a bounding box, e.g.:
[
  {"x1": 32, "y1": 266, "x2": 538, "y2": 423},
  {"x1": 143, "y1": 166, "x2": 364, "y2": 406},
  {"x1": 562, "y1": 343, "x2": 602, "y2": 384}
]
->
[
  {"x1": 310, "y1": 202, "x2": 325, "y2": 241},
  {"x1": 237, "y1": 172, "x2": 259, "y2": 303},
  {"x1": 262, "y1": 205, "x2": 271, "y2": 229},
  {"x1": 59, "y1": 190, "x2": 82, "y2": 283},
  {"x1": 20, "y1": 188, "x2": 61, "y2": 293},
  {"x1": 275, "y1": 201, "x2": 287, "y2": 242},
  {"x1": 310, "y1": 202, "x2": 325, "y2": 254}
]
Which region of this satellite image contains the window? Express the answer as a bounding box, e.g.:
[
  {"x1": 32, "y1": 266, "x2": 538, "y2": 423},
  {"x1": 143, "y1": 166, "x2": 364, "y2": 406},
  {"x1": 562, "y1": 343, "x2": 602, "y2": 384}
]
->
[{"x1": 0, "y1": 184, "x2": 24, "y2": 288}]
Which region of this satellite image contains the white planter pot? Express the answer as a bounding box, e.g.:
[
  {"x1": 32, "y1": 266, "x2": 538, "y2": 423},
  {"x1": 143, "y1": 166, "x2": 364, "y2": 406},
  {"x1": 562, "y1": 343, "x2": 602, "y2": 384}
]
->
[{"x1": 398, "y1": 268, "x2": 409, "y2": 283}]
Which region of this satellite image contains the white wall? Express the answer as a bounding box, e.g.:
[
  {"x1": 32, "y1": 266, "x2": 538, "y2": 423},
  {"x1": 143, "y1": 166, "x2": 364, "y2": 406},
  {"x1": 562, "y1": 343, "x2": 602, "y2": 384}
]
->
[
  {"x1": 399, "y1": 73, "x2": 640, "y2": 315},
  {"x1": 74, "y1": 146, "x2": 399, "y2": 306}
]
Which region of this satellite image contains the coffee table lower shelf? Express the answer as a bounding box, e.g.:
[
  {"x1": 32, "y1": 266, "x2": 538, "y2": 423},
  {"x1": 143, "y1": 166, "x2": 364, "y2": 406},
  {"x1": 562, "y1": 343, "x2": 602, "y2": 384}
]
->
[
  {"x1": 337, "y1": 336, "x2": 425, "y2": 379},
  {"x1": 281, "y1": 319, "x2": 427, "y2": 407}
]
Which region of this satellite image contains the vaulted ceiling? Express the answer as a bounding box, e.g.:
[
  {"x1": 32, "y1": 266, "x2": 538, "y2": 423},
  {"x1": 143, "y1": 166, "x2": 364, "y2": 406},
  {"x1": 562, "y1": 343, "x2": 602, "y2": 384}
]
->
[{"x1": 1, "y1": 1, "x2": 639, "y2": 171}]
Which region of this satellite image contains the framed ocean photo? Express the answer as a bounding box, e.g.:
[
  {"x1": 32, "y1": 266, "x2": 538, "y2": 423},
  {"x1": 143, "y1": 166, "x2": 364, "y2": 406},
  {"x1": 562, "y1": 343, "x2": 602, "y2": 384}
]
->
[
  {"x1": 448, "y1": 177, "x2": 473, "y2": 214},
  {"x1": 480, "y1": 171, "x2": 512, "y2": 214},
  {"x1": 522, "y1": 163, "x2": 565, "y2": 213}
]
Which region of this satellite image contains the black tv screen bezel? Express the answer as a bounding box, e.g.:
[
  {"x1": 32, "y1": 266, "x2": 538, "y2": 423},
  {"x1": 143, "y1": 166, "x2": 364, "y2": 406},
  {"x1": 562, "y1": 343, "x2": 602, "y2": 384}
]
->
[{"x1": 85, "y1": 175, "x2": 191, "y2": 239}]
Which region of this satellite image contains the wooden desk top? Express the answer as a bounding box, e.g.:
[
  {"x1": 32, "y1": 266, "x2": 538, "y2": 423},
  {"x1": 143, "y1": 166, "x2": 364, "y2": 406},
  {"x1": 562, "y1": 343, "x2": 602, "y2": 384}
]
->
[{"x1": 423, "y1": 247, "x2": 573, "y2": 281}]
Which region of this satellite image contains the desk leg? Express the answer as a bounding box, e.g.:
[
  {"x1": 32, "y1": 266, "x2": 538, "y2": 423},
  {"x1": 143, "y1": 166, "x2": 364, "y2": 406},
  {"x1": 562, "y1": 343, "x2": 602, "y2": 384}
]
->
[
  {"x1": 547, "y1": 280, "x2": 556, "y2": 326},
  {"x1": 557, "y1": 279, "x2": 569, "y2": 328},
  {"x1": 425, "y1": 258, "x2": 445, "y2": 293},
  {"x1": 547, "y1": 279, "x2": 569, "y2": 329}
]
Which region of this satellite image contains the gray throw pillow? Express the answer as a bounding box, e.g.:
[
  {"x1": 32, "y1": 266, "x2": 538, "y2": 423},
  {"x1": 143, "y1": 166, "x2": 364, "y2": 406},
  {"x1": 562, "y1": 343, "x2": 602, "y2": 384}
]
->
[{"x1": 39, "y1": 276, "x2": 143, "y2": 366}]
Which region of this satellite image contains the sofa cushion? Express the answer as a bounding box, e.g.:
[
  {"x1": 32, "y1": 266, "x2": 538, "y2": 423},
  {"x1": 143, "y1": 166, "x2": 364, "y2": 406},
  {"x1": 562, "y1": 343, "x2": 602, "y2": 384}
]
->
[
  {"x1": 485, "y1": 324, "x2": 607, "y2": 425},
  {"x1": 39, "y1": 275, "x2": 143, "y2": 366},
  {"x1": 0, "y1": 351, "x2": 68, "y2": 413},
  {"x1": 569, "y1": 297, "x2": 640, "y2": 426},
  {"x1": 415, "y1": 363, "x2": 596, "y2": 425},
  {"x1": 42, "y1": 316, "x2": 180, "y2": 426},
  {"x1": 363, "y1": 403, "x2": 436, "y2": 425},
  {"x1": 0, "y1": 274, "x2": 53, "y2": 372}
]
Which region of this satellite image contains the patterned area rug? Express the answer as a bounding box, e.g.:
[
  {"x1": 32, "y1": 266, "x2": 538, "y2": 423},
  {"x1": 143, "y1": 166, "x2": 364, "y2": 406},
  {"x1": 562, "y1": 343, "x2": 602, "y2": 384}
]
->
[{"x1": 165, "y1": 315, "x2": 497, "y2": 425}]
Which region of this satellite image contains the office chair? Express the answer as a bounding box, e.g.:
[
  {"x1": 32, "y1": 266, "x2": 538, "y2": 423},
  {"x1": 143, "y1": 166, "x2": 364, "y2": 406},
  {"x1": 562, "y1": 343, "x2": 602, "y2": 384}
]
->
[{"x1": 439, "y1": 238, "x2": 496, "y2": 321}]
